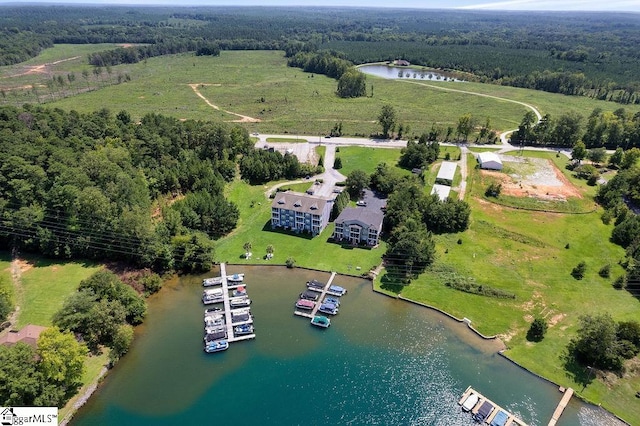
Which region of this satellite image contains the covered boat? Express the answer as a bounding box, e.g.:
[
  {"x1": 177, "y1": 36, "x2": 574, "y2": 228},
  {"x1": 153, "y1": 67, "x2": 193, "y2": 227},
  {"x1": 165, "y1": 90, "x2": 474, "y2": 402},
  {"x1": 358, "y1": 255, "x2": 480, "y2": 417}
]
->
[
  {"x1": 295, "y1": 299, "x2": 316, "y2": 310},
  {"x1": 227, "y1": 273, "x2": 244, "y2": 282},
  {"x1": 230, "y1": 297, "x2": 251, "y2": 307},
  {"x1": 311, "y1": 315, "x2": 331, "y2": 328},
  {"x1": 202, "y1": 277, "x2": 223, "y2": 287},
  {"x1": 473, "y1": 400, "x2": 494, "y2": 422},
  {"x1": 323, "y1": 296, "x2": 340, "y2": 306},
  {"x1": 204, "y1": 340, "x2": 229, "y2": 353},
  {"x1": 318, "y1": 302, "x2": 339, "y2": 315},
  {"x1": 461, "y1": 393, "x2": 478, "y2": 412},
  {"x1": 232, "y1": 286, "x2": 247, "y2": 297},
  {"x1": 204, "y1": 326, "x2": 227, "y2": 342},
  {"x1": 234, "y1": 324, "x2": 254, "y2": 335},
  {"x1": 490, "y1": 410, "x2": 509, "y2": 426},
  {"x1": 202, "y1": 288, "x2": 224, "y2": 304},
  {"x1": 299, "y1": 290, "x2": 319, "y2": 301},
  {"x1": 328, "y1": 285, "x2": 347, "y2": 296},
  {"x1": 306, "y1": 279, "x2": 325, "y2": 290}
]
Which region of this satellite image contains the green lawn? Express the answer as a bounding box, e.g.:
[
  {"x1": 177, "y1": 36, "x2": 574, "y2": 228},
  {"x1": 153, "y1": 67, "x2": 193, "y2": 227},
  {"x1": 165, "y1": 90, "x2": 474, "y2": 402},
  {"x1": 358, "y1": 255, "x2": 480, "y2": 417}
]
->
[
  {"x1": 17, "y1": 257, "x2": 101, "y2": 327},
  {"x1": 216, "y1": 179, "x2": 385, "y2": 275},
  {"x1": 337, "y1": 146, "x2": 407, "y2": 176}
]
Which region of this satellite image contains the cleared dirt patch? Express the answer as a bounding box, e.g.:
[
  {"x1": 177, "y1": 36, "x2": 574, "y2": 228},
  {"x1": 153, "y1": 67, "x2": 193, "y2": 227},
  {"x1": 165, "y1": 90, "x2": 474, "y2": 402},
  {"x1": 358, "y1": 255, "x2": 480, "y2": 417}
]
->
[{"x1": 482, "y1": 156, "x2": 582, "y2": 201}]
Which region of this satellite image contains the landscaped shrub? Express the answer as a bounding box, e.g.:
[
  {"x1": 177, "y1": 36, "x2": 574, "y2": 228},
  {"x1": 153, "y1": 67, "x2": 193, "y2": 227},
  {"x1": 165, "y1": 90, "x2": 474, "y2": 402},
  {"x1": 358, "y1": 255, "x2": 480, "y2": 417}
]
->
[
  {"x1": 527, "y1": 317, "x2": 548, "y2": 342},
  {"x1": 599, "y1": 264, "x2": 611, "y2": 279},
  {"x1": 613, "y1": 275, "x2": 626, "y2": 289},
  {"x1": 286, "y1": 257, "x2": 296, "y2": 268},
  {"x1": 485, "y1": 182, "x2": 502, "y2": 197},
  {"x1": 571, "y1": 261, "x2": 587, "y2": 280}
]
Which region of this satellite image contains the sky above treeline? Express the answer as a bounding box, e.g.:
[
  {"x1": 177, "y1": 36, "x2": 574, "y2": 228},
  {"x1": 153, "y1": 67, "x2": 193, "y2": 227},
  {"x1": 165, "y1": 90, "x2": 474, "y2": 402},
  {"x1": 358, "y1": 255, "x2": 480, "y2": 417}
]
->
[{"x1": 1, "y1": 0, "x2": 639, "y2": 12}]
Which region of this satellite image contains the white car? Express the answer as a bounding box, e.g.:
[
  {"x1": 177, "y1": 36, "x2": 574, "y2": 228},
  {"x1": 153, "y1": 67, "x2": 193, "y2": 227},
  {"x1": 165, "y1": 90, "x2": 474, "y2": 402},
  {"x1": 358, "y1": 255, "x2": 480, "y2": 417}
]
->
[{"x1": 356, "y1": 201, "x2": 367, "y2": 207}]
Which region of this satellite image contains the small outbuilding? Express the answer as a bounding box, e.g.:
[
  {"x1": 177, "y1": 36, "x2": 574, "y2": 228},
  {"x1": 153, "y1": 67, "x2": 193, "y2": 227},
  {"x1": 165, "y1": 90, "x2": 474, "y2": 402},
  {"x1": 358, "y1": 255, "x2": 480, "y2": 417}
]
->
[
  {"x1": 431, "y1": 184, "x2": 452, "y2": 201},
  {"x1": 0, "y1": 324, "x2": 47, "y2": 348},
  {"x1": 436, "y1": 161, "x2": 457, "y2": 185},
  {"x1": 478, "y1": 152, "x2": 503, "y2": 170}
]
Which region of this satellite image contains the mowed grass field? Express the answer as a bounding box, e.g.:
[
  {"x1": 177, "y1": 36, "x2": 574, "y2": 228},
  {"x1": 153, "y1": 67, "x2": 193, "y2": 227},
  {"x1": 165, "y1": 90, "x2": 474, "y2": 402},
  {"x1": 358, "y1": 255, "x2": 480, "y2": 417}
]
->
[{"x1": 22, "y1": 48, "x2": 632, "y2": 137}]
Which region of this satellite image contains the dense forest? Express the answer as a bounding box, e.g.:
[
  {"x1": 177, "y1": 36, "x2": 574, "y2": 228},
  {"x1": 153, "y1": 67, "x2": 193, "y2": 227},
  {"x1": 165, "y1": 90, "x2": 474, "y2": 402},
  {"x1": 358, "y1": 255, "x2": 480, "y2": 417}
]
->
[
  {"x1": 1, "y1": 6, "x2": 640, "y2": 103},
  {"x1": 0, "y1": 105, "x2": 318, "y2": 273}
]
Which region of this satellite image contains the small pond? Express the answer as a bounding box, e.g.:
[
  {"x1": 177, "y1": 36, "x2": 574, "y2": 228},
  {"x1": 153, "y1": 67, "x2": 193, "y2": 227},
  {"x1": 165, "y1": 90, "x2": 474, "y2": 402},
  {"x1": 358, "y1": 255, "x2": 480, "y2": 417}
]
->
[{"x1": 358, "y1": 63, "x2": 464, "y2": 81}]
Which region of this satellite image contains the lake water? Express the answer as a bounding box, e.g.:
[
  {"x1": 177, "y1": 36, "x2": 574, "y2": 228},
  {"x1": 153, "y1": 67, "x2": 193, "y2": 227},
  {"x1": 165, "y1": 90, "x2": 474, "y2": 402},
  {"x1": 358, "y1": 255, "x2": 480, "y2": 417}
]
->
[
  {"x1": 358, "y1": 64, "x2": 464, "y2": 82},
  {"x1": 72, "y1": 266, "x2": 624, "y2": 426}
]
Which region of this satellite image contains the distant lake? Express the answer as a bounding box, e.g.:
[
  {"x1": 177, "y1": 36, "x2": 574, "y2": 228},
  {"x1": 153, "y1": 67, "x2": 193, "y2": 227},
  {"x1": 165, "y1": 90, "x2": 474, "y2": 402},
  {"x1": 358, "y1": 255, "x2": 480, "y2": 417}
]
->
[
  {"x1": 358, "y1": 64, "x2": 465, "y2": 82},
  {"x1": 72, "y1": 266, "x2": 623, "y2": 426}
]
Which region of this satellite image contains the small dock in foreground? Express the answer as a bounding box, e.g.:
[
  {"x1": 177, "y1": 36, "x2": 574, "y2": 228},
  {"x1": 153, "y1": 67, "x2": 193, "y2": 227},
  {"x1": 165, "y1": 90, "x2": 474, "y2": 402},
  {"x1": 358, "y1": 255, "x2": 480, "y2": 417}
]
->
[
  {"x1": 459, "y1": 386, "x2": 528, "y2": 426},
  {"x1": 548, "y1": 387, "x2": 573, "y2": 426},
  {"x1": 293, "y1": 272, "x2": 337, "y2": 320}
]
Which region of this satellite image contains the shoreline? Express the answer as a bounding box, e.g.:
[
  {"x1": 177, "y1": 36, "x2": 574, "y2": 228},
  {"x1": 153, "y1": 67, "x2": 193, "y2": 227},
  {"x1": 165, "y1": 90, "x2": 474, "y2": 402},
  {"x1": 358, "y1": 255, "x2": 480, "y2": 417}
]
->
[{"x1": 60, "y1": 262, "x2": 631, "y2": 426}]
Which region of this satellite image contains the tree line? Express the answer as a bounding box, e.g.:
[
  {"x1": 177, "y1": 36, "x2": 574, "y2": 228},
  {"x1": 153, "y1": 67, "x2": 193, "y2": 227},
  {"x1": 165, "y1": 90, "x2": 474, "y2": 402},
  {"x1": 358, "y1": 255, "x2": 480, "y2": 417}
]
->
[
  {"x1": 511, "y1": 108, "x2": 640, "y2": 149},
  {"x1": 0, "y1": 105, "x2": 255, "y2": 274},
  {"x1": 3, "y1": 6, "x2": 640, "y2": 104}
]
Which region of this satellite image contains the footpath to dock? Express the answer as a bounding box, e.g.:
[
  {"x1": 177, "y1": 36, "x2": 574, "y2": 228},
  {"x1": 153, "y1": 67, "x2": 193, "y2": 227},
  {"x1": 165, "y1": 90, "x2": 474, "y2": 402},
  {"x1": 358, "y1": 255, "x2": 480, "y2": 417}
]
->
[
  {"x1": 548, "y1": 387, "x2": 573, "y2": 426},
  {"x1": 293, "y1": 271, "x2": 337, "y2": 320},
  {"x1": 219, "y1": 263, "x2": 255, "y2": 343}
]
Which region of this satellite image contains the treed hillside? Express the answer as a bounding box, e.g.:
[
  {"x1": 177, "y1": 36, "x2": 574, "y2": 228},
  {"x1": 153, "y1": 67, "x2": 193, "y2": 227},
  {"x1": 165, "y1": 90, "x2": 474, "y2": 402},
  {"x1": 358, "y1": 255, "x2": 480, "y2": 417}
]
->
[
  {"x1": 0, "y1": 105, "x2": 311, "y2": 272},
  {"x1": 1, "y1": 6, "x2": 640, "y2": 104}
]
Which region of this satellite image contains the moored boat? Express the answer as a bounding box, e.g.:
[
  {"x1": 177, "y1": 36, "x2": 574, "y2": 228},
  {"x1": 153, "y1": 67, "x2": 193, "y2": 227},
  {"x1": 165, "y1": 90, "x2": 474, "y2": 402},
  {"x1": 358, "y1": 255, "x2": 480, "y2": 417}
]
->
[
  {"x1": 202, "y1": 277, "x2": 223, "y2": 287},
  {"x1": 230, "y1": 297, "x2": 251, "y2": 307},
  {"x1": 323, "y1": 296, "x2": 340, "y2": 306},
  {"x1": 318, "y1": 302, "x2": 338, "y2": 315},
  {"x1": 306, "y1": 279, "x2": 325, "y2": 290},
  {"x1": 490, "y1": 410, "x2": 509, "y2": 426},
  {"x1": 204, "y1": 339, "x2": 229, "y2": 353},
  {"x1": 234, "y1": 324, "x2": 254, "y2": 335},
  {"x1": 310, "y1": 315, "x2": 331, "y2": 328},
  {"x1": 328, "y1": 285, "x2": 347, "y2": 296},
  {"x1": 299, "y1": 290, "x2": 319, "y2": 301},
  {"x1": 461, "y1": 393, "x2": 478, "y2": 412},
  {"x1": 202, "y1": 288, "x2": 224, "y2": 304},
  {"x1": 227, "y1": 273, "x2": 244, "y2": 282},
  {"x1": 204, "y1": 326, "x2": 227, "y2": 342},
  {"x1": 232, "y1": 286, "x2": 247, "y2": 297},
  {"x1": 473, "y1": 400, "x2": 494, "y2": 422},
  {"x1": 295, "y1": 299, "x2": 316, "y2": 310}
]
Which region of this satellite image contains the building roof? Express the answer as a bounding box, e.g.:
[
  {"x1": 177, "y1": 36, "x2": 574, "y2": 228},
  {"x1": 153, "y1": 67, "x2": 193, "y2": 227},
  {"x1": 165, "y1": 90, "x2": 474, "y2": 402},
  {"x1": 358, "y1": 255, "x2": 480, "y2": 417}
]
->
[
  {"x1": 0, "y1": 324, "x2": 47, "y2": 347},
  {"x1": 436, "y1": 161, "x2": 457, "y2": 182},
  {"x1": 477, "y1": 151, "x2": 503, "y2": 167},
  {"x1": 335, "y1": 206, "x2": 384, "y2": 231},
  {"x1": 272, "y1": 191, "x2": 329, "y2": 215},
  {"x1": 431, "y1": 184, "x2": 452, "y2": 201}
]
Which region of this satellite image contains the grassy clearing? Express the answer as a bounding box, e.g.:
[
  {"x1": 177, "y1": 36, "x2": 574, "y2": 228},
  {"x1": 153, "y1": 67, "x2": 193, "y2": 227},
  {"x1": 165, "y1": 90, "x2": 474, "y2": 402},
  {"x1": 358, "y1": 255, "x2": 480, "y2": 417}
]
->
[
  {"x1": 17, "y1": 257, "x2": 101, "y2": 327},
  {"x1": 337, "y1": 146, "x2": 407, "y2": 176},
  {"x1": 266, "y1": 137, "x2": 308, "y2": 143},
  {"x1": 217, "y1": 179, "x2": 384, "y2": 275}
]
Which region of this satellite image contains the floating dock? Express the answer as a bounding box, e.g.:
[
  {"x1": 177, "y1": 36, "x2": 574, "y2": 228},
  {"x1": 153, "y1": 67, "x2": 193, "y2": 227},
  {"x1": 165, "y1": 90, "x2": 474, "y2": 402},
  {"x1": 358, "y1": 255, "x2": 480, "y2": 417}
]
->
[
  {"x1": 294, "y1": 271, "x2": 337, "y2": 320},
  {"x1": 215, "y1": 263, "x2": 255, "y2": 343},
  {"x1": 459, "y1": 386, "x2": 528, "y2": 426}
]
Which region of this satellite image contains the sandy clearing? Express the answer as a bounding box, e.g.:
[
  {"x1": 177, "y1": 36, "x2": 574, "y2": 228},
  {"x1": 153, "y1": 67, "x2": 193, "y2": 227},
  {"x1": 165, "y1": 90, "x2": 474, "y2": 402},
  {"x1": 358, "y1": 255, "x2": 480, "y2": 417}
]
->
[{"x1": 2, "y1": 56, "x2": 82, "y2": 79}]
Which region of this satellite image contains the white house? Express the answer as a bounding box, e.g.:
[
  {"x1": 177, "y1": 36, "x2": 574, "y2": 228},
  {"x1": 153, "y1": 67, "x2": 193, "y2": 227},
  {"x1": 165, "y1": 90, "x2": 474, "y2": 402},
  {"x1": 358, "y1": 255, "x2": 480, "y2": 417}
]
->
[{"x1": 478, "y1": 152, "x2": 503, "y2": 170}]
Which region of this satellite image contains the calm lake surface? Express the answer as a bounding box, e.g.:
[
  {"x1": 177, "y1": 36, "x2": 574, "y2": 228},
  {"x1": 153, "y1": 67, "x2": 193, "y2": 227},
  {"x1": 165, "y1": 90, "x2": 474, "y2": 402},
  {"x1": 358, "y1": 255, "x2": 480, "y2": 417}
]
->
[
  {"x1": 72, "y1": 266, "x2": 623, "y2": 426},
  {"x1": 358, "y1": 64, "x2": 464, "y2": 82}
]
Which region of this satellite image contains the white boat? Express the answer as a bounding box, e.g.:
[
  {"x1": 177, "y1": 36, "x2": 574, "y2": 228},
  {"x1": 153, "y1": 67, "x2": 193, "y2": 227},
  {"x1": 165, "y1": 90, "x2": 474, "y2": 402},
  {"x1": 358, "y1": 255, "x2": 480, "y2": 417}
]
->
[
  {"x1": 204, "y1": 340, "x2": 229, "y2": 353},
  {"x1": 227, "y1": 273, "x2": 244, "y2": 282},
  {"x1": 234, "y1": 324, "x2": 254, "y2": 335},
  {"x1": 202, "y1": 288, "x2": 224, "y2": 304},
  {"x1": 230, "y1": 297, "x2": 251, "y2": 307},
  {"x1": 462, "y1": 393, "x2": 479, "y2": 412},
  {"x1": 202, "y1": 277, "x2": 223, "y2": 287}
]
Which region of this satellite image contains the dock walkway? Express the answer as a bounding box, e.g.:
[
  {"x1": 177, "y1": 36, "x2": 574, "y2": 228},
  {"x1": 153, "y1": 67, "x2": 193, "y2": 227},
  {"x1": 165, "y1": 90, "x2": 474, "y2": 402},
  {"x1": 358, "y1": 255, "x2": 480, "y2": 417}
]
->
[
  {"x1": 218, "y1": 263, "x2": 255, "y2": 343},
  {"x1": 548, "y1": 388, "x2": 573, "y2": 426},
  {"x1": 294, "y1": 272, "x2": 337, "y2": 320}
]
